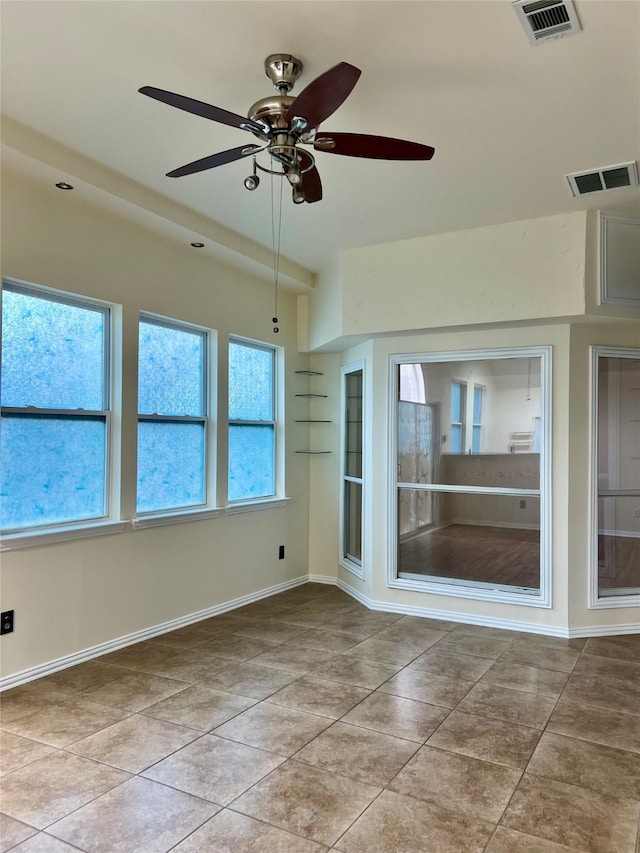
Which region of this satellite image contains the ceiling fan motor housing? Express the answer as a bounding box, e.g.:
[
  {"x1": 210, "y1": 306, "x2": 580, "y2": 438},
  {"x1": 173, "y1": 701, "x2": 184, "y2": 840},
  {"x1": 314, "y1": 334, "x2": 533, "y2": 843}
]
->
[{"x1": 264, "y1": 54, "x2": 304, "y2": 92}]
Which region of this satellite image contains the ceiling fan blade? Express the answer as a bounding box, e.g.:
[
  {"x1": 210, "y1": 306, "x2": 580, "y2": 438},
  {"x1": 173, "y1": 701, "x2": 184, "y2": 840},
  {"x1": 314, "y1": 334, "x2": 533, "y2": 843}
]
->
[
  {"x1": 314, "y1": 132, "x2": 435, "y2": 160},
  {"x1": 139, "y1": 86, "x2": 265, "y2": 134},
  {"x1": 166, "y1": 144, "x2": 261, "y2": 178},
  {"x1": 301, "y1": 165, "x2": 322, "y2": 203},
  {"x1": 286, "y1": 62, "x2": 361, "y2": 130}
]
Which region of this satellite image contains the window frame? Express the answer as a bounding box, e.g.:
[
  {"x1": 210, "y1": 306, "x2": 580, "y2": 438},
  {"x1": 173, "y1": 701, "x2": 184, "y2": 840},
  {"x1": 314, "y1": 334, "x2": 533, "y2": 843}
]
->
[
  {"x1": 388, "y1": 346, "x2": 552, "y2": 608},
  {"x1": 135, "y1": 312, "x2": 216, "y2": 520},
  {"x1": 1, "y1": 277, "x2": 125, "y2": 546},
  {"x1": 471, "y1": 384, "x2": 485, "y2": 454},
  {"x1": 450, "y1": 380, "x2": 467, "y2": 454},
  {"x1": 340, "y1": 360, "x2": 365, "y2": 578},
  {"x1": 227, "y1": 335, "x2": 283, "y2": 508},
  {"x1": 589, "y1": 345, "x2": 640, "y2": 609}
]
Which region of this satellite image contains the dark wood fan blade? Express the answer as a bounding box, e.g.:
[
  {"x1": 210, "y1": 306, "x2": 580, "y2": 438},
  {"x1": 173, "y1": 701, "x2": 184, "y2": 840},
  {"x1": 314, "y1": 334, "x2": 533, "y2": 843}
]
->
[
  {"x1": 139, "y1": 86, "x2": 265, "y2": 134},
  {"x1": 286, "y1": 63, "x2": 361, "y2": 130},
  {"x1": 301, "y1": 165, "x2": 322, "y2": 203},
  {"x1": 166, "y1": 144, "x2": 261, "y2": 178},
  {"x1": 314, "y1": 132, "x2": 435, "y2": 160}
]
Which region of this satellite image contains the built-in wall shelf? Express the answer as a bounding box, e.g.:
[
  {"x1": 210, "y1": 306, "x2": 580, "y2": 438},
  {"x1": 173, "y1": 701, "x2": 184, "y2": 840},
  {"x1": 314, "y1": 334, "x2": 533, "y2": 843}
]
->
[{"x1": 295, "y1": 369, "x2": 330, "y2": 454}]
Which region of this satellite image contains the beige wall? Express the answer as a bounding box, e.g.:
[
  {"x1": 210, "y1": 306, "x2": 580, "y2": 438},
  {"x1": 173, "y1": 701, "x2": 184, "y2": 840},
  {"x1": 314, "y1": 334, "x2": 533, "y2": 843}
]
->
[{"x1": 0, "y1": 170, "x2": 311, "y2": 679}]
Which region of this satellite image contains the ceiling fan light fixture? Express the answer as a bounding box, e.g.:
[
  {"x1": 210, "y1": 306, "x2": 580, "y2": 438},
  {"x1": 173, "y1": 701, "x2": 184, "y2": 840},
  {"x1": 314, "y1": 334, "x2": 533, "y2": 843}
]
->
[
  {"x1": 292, "y1": 187, "x2": 305, "y2": 204},
  {"x1": 286, "y1": 165, "x2": 302, "y2": 186}
]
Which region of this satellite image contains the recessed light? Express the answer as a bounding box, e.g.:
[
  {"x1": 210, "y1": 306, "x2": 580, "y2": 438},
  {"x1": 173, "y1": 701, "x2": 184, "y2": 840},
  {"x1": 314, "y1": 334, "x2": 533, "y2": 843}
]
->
[
  {"x1": 55, "y1": 182, "x2": 74, "y2": 191},
  {"x1": 190, "y1": 242, "x2": 205, "y2": 248}
]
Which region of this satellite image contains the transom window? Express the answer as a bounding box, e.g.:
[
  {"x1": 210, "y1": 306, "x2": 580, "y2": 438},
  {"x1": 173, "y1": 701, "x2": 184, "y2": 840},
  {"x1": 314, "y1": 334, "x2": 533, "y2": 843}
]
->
[
  {"x1": 137, "y1": 316, "x2": 209, "y2": 514},
  {"x1": 228, "y1": 338, "x2": 277, "y2": 503},
  {"x1": 1, "y1": 281, "x2": 112, "y2": 532}
]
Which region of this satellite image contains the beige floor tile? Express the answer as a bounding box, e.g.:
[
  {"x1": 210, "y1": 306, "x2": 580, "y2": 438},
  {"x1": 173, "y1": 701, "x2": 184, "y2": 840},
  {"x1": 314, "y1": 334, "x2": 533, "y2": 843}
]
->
[
  {"x1": 199, "y1": 662, "x2": 298, "y2": 699},
  {"x1": 499, "y1": 642, "x2": 580, "y2": 673},
  {"x1": 391, "y1": 615, "x2": 459, "y2": 633},
  {"x1": 69, "y1": 713, "x2": 200, "y2": 773},
  {"x1": 547, "y1": 698, "x2": 640, "y2": 754},
  {"x1": 0, "y1": 813, "x2": 37, "y2": 852},
  {"x1": 0, "y1": 683, "x2": 67, "y2": 727},
  {"x1": 213, "y1": 702, "x2": 332, "y2": 756},
  {"x1": 233, "y1": 601, "x2": 299, "y2": 621},
  {"x1": 321, "y1": 614, "x2": 401, "y2": 636},
  {"x1": 390, "y1": 745, "x2": 521, "y2": 823},
  {"x1": 485, "y1": 826, "x2": 587, "y2": 852},
  {"x1": 137, "y1": 649, "x2": 233, "y2": 681},
  {"x1": 2, "y1": 698, "x2": 129, "y2": 748},
  {"x1": 583, "y1": 635, "x2": 640, "y2": 663},
  {"x1": 172, "y1": 809, "x2": 328, "y2": 852},
  {"x1": 278, "y1": 608, "x2": 339, "y2": 628},
  {"x1": 37, "y1": 661, "x2": 127, "y2": 694},
  {"x1": 434, "y1": 634, "x2": 513, "y2": 660},
  {"x1": 378, "y1": 667, "x2": 473, "y2": 708},
  {"x1": 145, "y1": 628, "x2": 211, "y2": 652},
  {"x1": 80, "y1": 671, "x2": 190, "y2": 712},
  {"x1": 426, "y1": 710, "x2": 541, "y2": 769},
  {"x1": 267, "y1": 676, "x2": 370, "y2": 719},
  {"x1": 295, "y1": 722, "x2": 419, "y2": 786},
  {"x1": 98, "y1": 641, "x2": 173, "y2": 671},
  {"x1": 249, "y1": 646, "x2": 338, "y2": 674},
  {"x1": 311, "y1": 657, "x2": 401, "y2": 690},
  {"x1": 195, "y1": 635, "x2": 282, "y2": 661},
  {"x1": 142, "y1": 734, "x2": 284, "y2": 805},
  {"x1": 527, "y1": 732, "x2": 640, "y2": 800},
  {"x1": 502, "y1": 773, "x2": 640, "y2": 852},
  {"x1": 8, "y1": 834, "x2": 81, "y2": 852},
  {"x1": 342, "y1": 638, "x2": 424, "y2": 666},
  {"x1": 0, "y1": 751, "x2": 129, "y2": 828},
  {"x1": 47, "y1": 776, "x2": 218, "y2": 853},
  {"x1": 450, "y1": 624, "x2": 521, "y2": 641},
  {"x1": 562, "y1": 671, "x2": 640, "y2": 717},
  {"x1": 456, "y1": 682, "x2": 556, "y2": 729},
  {"x1": 341, "y1": 692, "x2": 448, "y2": 742},
  {"x1": 373, "y1": 624, "x2": 447, "y2": 650},
  {"x1": 408, "y1": 648, "x2": 494, "y2": 682},
  {"x1": 0, "y1": 732, "x2": 56, "y2": 776},
  {"x1": 573, "y1": 652, "x2": 640, "y2": 682},
  {"x1": 291, "y1": 629, "x2": 362, "y2": 653},
  {"x1": 514, "y1": 634, "x2": 587, "y2": 651},
  {"x1": 479, "y1": 661, "x2": 568, "y2": 698},
  {"x1": 233, "y1": 760, "x2": 380, "y2": 847},
  {"x1": 232, "y1": 621, "x2": 307, "y2": 643},
  {"x1": 142, "y1": 685, "x2": 257, "y2": 730},
  {"x1": 334, "y1": 789, "x2": 494, "y2": 853}
]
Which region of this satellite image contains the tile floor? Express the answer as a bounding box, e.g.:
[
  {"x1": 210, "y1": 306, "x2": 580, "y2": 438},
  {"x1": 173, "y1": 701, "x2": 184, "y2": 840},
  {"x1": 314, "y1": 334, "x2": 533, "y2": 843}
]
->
[{"x1": 1, "y1": 582, "x2": 639, "y2": 852}]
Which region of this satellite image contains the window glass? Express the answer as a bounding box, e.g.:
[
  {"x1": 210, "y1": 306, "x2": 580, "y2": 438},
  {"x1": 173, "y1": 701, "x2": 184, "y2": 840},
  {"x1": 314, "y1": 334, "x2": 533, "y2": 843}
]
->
[
  {"x1": 229, "y1": 342, "x2": 273, "y2": 421},
  {"x1": 138, "y1": 321, "x2": 204, "y2": 416},
  {"x1": 228, "y1": 424, "x2": 275, "y2": 501},
  {"x1": 137, "y1": 421, "x2": 205, "y2": 513}
]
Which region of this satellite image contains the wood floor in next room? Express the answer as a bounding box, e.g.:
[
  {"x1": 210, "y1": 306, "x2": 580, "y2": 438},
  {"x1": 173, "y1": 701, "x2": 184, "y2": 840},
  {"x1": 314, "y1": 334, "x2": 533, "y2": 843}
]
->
[{"x1": 1, "y1": 582, "x2": 639, "y2": 852}]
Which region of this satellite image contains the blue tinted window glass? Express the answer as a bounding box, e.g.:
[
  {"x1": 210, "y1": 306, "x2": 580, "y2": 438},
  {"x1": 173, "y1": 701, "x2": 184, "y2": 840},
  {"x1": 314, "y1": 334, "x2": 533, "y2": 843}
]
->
[
  {"x1": 473, "y1": 386, "x2": 483, "y2": 423},
  {"x1": 136, "y1": 421, "x2": 205, "y2": 513},
  {"x1": 229, "y1": 342, "x2": 273, "y2": 420},
  {"x1": 138, "y1": 321, "x2": 204, "y2": 416},
  {"x1": 0, "y1": 415, "x2": 106, "y2": 530},
  {"x1": 450, "y1": 424, "x2": 462, "y2": 454},
  {"x1": 1, "y1": 288, "x2": 106, "y2": 410},
  {"x1": 472, "y1": 425, "x2": 481, "y2": 454},
  {"x1": 228, "y1": 424, "x2": 275, "y2": 501},
  {"x1": 450, "y1": 382, "x2": 461, "y2": 422}
]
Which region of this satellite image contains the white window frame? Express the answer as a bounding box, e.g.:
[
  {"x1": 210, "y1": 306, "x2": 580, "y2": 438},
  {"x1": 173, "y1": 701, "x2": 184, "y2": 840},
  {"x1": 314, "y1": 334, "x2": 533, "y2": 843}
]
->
[
  {"x1": 450, "y1": 380, "x2": 467, "y2": 454},
  {"x1": 134, "y1": 312, "x2": 218, "y2": 525},
  {"x1": 589, "y1": 346, "x2": 640, "y2": 609},
  {"x1": 226, "y1": 335, "x2": 285, "y2": 510},
  {"x1": 0, "y1": 277, "x2": 125, "y2": 550},
  {"x1": 388, "y1": 346, "x2": 552, "y2": 608},
  {"x1": 471, "y1": 384, "x2": 485, "y2": 454},
  {"x1": 340, "y1": 360, "x2": 365, "y2": 578}
]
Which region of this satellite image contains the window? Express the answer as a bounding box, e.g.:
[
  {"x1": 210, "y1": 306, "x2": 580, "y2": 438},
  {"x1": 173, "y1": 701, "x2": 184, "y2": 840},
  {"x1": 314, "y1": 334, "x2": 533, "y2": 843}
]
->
[
  {"x1": 472, "y1": 385, "x2": 484, "y2": 454},
  {"x1": 392, "y1": 348, "x2": 551, "y2": 606},
  {"x1": 1, "y1": 281, "x2": 112, "y2": 532},
  {"x1": 228, "y1": 338, "x2": 278, "y2": 503},
  {"x1": 137, "y1": 316, "x2": 209, "y2": 514},
  {"x1": 591, "y1": 348, "x2": 640, "y2": 606},
  {"x1": 341, "y1": 363, "x2": 364, "y2": 575},
  {"x1": 450, "y1": 381, "x2": 466, "y2": 453}
]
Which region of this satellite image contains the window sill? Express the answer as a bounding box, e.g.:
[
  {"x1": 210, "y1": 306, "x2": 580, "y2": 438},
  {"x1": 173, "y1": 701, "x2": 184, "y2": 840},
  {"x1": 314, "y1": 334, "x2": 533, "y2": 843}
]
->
[
  {"x1": 226, "y1": 497, "x2": 291, "y2": 515},
  {"x1": 133, "y1": 507, "x2": 223, "y2": 530},
  {"x1": 0, "y1": 520, "x2": 130, "y2": 551}
]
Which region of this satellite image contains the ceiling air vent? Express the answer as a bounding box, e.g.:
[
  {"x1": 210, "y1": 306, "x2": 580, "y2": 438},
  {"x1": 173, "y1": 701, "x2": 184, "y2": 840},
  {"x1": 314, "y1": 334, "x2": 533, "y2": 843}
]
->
[
  {"x1": 566, "y1": 162, "x2": 639, "y2": 197},
  {"x1": 513, "y1": 0, "x2": 581, "y2": 45}
]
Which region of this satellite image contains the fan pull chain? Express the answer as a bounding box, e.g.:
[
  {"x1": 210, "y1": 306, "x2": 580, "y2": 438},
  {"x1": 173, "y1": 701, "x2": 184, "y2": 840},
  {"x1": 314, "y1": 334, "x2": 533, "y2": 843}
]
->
[{"x1": 270, "y1": 161, "x2": 284, "y2": 333}]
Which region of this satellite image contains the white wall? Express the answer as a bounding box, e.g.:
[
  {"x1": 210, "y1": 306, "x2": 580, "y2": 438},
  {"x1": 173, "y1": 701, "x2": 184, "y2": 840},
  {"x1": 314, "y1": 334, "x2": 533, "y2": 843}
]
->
[{"x1": 0, "y1": 169, "x2": 311, "y2": 679}]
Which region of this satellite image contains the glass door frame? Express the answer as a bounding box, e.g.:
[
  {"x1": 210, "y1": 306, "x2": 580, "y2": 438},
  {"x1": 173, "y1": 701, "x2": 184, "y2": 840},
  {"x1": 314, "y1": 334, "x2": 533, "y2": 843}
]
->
[
  {"x1": 340, "y1": 360, "x2": 365, "y2": 578},
  {"x1": 589, "y1": 346, "x2": 640, "y2": 609},
  {"x1": 387, "y1": 346, "x2": 553, "y2": 608}
]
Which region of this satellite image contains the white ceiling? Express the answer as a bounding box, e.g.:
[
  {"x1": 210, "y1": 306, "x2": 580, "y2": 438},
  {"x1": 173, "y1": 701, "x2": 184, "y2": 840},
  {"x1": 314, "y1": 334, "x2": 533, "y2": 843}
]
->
[{"x1": 2, "y1": 0, "x2": 639, "y2": 276}]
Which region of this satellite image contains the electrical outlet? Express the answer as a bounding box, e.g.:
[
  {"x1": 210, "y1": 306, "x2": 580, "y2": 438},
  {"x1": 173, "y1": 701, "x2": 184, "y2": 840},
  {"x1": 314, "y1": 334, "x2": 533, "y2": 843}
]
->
[
  {"x1": 278, "y1": 545, "x2": 285, "y2": 560},
  {"x1": 634, "y1": 508, "x2": 640, "y2": 519},
  {"x1": 1, "y1": 610, "x2": 14, "y2": 635},
  {"x1": 519, "y1": 500, "x2": 527, "y2": 509}
]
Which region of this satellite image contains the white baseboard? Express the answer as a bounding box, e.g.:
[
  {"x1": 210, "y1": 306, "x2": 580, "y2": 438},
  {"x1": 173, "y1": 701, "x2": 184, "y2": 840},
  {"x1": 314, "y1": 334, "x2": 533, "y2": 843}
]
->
[
  {"x1": 0, "y1": 575, "x2": 310, "y2": 692},
  {"x1": 307, "y1": 574, "x2": 338, "y2": 585}
]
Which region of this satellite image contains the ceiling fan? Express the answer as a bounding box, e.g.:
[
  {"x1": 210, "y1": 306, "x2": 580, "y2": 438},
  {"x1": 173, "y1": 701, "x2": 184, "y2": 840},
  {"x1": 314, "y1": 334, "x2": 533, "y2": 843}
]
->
[{"x1": 139, "y1": 53, "x2": 435, "y2": 204}]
